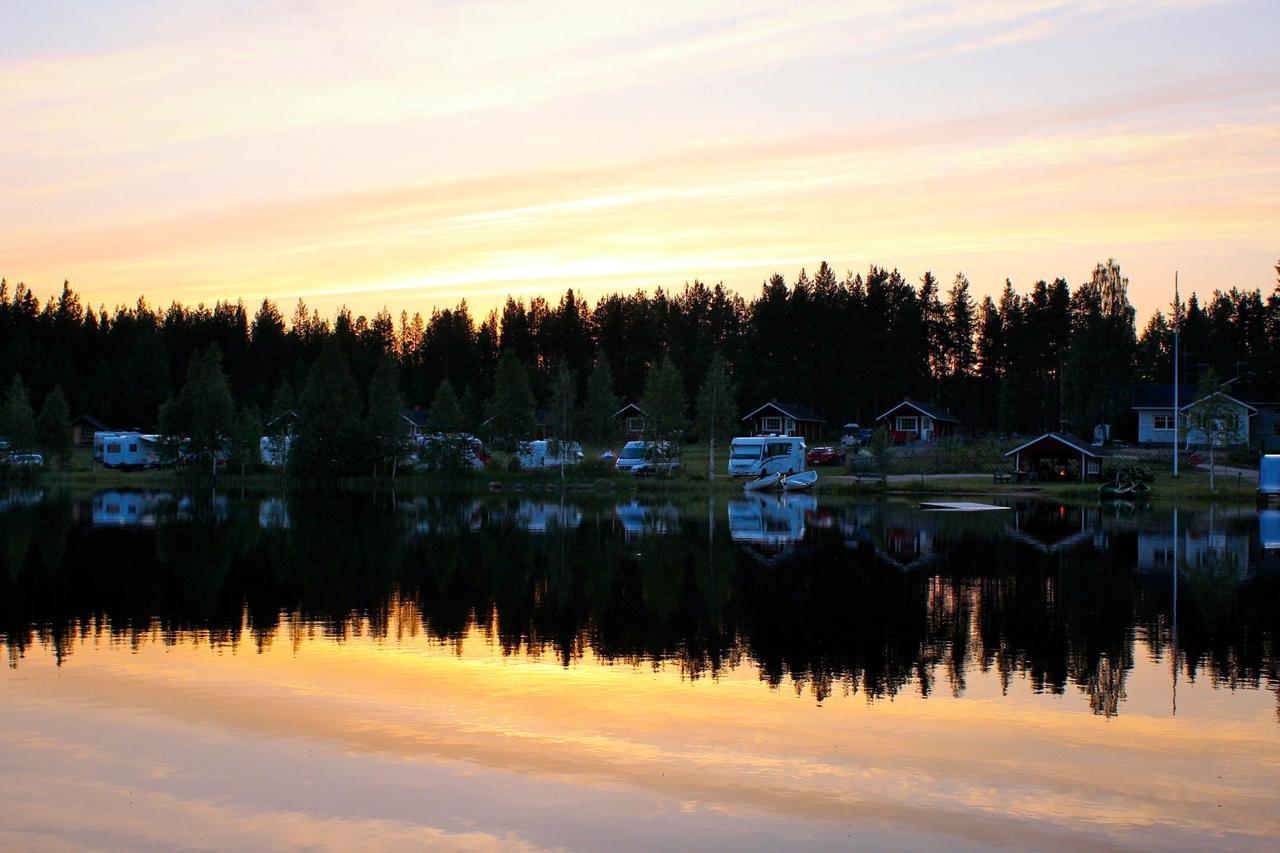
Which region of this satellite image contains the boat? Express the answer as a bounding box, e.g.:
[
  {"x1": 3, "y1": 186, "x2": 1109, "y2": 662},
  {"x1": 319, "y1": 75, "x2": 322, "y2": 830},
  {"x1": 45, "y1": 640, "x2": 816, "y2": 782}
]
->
[
  {"x1": 781, "y1": 470, "x2": 818, "y2": 492},
  {"x1": 743, "y1": 472, "x2": 782, "y2": 492}
]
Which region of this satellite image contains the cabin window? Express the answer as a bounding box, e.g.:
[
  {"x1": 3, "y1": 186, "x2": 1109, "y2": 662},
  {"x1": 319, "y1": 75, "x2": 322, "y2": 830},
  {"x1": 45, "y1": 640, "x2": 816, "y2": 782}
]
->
[
  {"x1": 1153, "y1": 414, "x2": 1175, "y2": 431},
  {"x1": 626, "y1": 416, "x2": 645, "y2": 433},
  {"x1": 761, "y1": 416, "x2": 784, "y2": 434},
  {"x1": 895, "y1": 415, "x2": 918, "y2": 433}
]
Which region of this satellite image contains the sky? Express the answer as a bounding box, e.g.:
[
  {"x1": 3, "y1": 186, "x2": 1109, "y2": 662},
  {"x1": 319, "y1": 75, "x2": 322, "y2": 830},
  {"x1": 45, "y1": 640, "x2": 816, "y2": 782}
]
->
[{"x1": 1, "y1": 0, "x2": 1277, "y2": 323}]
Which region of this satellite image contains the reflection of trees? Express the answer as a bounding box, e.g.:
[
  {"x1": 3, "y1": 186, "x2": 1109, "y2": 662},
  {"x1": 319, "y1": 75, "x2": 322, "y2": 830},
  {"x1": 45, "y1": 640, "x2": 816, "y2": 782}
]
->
[{"x1": 0, "y1": 493, "x2": 1276, "y2": 721}]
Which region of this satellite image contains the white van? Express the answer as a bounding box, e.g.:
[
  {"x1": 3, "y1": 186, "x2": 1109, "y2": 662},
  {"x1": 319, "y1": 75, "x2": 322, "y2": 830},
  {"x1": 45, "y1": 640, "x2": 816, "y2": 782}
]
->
[
  {"x1": 614, "y1": 440, "x2": 679, "y2": 475},
  {"x1": 516, "y1": 439, "x2": 584, "y2": 469},
  {"x1": 727, "y1": 436, "x2": 806, "y2": 477},
  {"x1": 101, "y1": 432, "x2": 163, "y2": 469}
]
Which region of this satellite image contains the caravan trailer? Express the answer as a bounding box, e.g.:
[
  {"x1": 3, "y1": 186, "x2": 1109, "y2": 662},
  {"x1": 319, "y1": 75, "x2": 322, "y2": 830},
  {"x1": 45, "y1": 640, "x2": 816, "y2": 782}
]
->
[
  {"x1": 101, "y1": 432, "x2": 163, "y2": 469},
  {"x1": 727, "y1": 436, "x2": 807, "y2": 477},
  {"x1": 515, "y1": 440, "x2": 583, "y2": 470},
  {"x1": 93, "y1": 431, "x2": 128, "y2": 462}
]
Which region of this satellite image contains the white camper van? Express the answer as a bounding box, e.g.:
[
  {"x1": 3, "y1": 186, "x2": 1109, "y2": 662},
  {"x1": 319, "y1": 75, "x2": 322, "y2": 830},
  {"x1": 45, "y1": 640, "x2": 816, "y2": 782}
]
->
[
  {"x1": 515, "y1": 439, "x2": 584, "y2": 470},
  {"x1": 101, "y1": 432, "x2": 163, "y2": 469},
  {"x1": 727, "y1": 436, "x2": 806, "y2": 477}
]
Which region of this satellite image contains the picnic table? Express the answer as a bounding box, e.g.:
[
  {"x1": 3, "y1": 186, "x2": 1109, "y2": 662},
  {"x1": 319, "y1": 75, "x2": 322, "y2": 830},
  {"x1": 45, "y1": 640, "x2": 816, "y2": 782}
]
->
[{"x1": 994, "y1": 470, "x2": 1037, "y2": 484}]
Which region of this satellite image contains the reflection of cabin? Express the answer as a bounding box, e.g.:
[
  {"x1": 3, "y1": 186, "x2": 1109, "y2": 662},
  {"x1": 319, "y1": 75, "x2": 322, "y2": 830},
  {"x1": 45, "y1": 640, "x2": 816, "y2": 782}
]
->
[
  {"x1": 742, "y1": 401, "x2": 826, "y2": 440},
  {"x1": 1006, "y1": 504, "x2": 1101, "y2": 553},
  {"x1": 71, "y1": 415, "x2": 111, "y2": 448},
  {"x1": 614, "y1": 403, "x2": 649, "y2": 440},
  {"x1": 1005, "y1": 433, "x2": 1103, "y2": 482},
  {"x1": 875, "y1": 400, "x2": 958, "y2": 444},
  {"x1": 1132, "y1": 383, "x2": 1280, "y2": 450}
]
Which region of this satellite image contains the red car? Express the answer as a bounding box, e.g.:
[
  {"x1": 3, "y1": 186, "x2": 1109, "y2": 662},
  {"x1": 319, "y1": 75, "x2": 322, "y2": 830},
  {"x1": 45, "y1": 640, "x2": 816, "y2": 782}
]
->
[{"x1": 806, "y1": 446, "x2": 846, "y2": 466}]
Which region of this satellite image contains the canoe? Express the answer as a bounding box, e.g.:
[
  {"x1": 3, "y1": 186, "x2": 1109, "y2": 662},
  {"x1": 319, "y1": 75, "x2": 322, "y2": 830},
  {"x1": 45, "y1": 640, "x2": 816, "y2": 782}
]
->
[
  {"x1": 781, "y1": 470, "x2": 818, "y2": 492},
  {"x1": 744, "y1": 472, "x2": 782, "y2": 492}
]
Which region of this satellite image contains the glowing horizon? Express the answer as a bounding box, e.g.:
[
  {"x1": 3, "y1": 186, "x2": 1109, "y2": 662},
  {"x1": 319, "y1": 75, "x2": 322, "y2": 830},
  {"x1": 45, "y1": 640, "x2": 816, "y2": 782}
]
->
[{"x1": 2, "y1": 0, "x2": 1277, "y2": 322}]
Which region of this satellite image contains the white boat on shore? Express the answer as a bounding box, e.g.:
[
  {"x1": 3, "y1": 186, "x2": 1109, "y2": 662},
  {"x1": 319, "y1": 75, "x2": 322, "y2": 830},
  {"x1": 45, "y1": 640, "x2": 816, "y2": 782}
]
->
[
  {"x1": 743, "y1": 472, "x2": 782, "y2": 492},
  {"x1": 781, "y1": 470, "x2": 818, "y2": 492}
]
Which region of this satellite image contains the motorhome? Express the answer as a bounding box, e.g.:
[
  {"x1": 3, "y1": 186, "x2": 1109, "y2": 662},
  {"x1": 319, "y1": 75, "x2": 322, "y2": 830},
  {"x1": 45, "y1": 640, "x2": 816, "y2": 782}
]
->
[
  {"x1": 101, "y1": 432, "x2": 163, "y2": 469},
  {"x1": 614, "y1": 440, "x2": 679, "y2": 475},
  {"x1": 515, "y1": 439, "x2": 583, "y2": 470},
  {"x1": 93, "y1": 431, "x2": 127, "y2": 462},
  {"x1": 727, "y1": 435, "x2": 806, "y2": 477}
]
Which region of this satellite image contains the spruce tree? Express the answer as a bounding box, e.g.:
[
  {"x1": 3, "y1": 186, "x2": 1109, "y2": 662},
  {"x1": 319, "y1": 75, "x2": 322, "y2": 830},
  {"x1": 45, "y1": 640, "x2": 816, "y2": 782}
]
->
[
  {"x1": 428, "y1": 379, "x2": 465, "y2": 433},
  {"x1": 580, "y1": 354, "x2": 621, "y2": 447},
  {"x1": 642, "y1": 356, "x2": 686, "y2": 462},
  {"x1": 366, "y1": 358, "x2": 407, "y2": 478},
  {"x1": 485, "y1": 350, "x2": 535, "y2": 451},
  {"x1": 36, "y1": 385, "x2": 72, "y2": 468},
  {"x1": 295, "y1": 342, "x2": 365, "y2": 477}
]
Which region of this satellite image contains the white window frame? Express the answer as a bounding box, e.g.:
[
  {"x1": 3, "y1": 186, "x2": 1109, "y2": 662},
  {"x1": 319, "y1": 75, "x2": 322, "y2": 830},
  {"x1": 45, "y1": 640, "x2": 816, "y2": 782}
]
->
[
  {"x1": 626, "y1": 416, "x2": 645, "y2": 433},
  {"x1": 1153, "y1": 413, "x2": 1175, "y2": 431},
  {"x1": 895, "y1": 415, "x2": 918, "y2": 433},
  {"x1": 761, "y1": 415, "x2": 784, "y2": 434}
]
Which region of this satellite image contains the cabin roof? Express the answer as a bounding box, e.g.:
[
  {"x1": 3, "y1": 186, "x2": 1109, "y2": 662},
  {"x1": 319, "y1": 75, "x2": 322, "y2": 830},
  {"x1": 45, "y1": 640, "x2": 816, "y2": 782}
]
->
[
  {"x1": 1132, "y1": 382, "x2": 1279, "y2": 409},
  {"x1": 741, "y1": 400, "x2": 826, "y2": 423},
  {"x1": 71, "y1": 414, "x2": 110, "y2": 430},
  {"x1": 875, "y1": 399, "x2": 959, "y2": 424},
  {"x1": 401, "y1": 408, "x2": 430, "y2": 427},
  {"x1": 613, "y1": 402, "x2": 647, "y2": 418},
  {"x1": 1004, "y1": 432, "x2": 1101, "y2": 459}
]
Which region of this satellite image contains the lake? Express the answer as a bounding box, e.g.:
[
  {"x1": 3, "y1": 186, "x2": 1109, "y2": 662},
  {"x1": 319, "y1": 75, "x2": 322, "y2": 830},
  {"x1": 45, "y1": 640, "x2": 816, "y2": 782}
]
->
[{"x1": 1, "y1": 488, "x2": 1278, "y2": 850}]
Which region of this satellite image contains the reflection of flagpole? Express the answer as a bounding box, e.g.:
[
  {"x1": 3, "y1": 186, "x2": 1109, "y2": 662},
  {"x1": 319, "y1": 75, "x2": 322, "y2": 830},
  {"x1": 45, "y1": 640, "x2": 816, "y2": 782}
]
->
[{"x1": 1172, "y1": 506, "x2": 1178, "y2": 717}]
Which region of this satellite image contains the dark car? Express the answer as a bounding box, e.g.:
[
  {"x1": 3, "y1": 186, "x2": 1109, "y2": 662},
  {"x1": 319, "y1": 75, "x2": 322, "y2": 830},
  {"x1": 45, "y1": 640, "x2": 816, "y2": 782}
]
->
[{"x1": 806, "y1": 446, "x2": 845, "y2": 466}]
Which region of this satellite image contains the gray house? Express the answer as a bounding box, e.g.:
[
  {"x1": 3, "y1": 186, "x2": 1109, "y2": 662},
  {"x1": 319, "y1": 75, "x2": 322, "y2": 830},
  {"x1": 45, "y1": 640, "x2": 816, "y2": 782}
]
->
[{"x1": 1132, "y1": 383, "x2": 1280, "y2": 451}]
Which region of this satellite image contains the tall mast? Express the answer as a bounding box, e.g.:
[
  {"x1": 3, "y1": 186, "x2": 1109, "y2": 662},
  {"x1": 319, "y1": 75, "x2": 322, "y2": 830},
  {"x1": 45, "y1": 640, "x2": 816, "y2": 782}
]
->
[{"x1": 1173, "y1": 271, "x2": 1180, "y2": 479}]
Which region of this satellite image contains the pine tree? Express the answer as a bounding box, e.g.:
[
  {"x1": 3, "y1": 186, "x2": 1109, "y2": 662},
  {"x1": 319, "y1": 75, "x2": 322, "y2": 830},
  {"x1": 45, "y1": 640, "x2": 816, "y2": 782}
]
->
[
  {"x1": 580, "y1": 354, "x2": 621, "y2": 447},
  {"x1": 36, "y1": 385, "x2": 71, "y2": 468}
]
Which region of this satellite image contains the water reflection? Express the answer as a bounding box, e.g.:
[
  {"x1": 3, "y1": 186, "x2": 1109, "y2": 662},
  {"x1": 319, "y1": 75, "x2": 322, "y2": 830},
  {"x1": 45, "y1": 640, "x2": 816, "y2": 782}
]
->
[{"x1": 0, "y1": 489, "x2": 1277, "y2": 720}]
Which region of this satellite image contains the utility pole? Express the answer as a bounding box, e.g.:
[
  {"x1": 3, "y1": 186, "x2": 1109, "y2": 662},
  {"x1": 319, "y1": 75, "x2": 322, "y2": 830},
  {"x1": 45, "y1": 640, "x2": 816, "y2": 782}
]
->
[{"x1": 1173, "y1": 271, "x2": 1180, "y2": 479}]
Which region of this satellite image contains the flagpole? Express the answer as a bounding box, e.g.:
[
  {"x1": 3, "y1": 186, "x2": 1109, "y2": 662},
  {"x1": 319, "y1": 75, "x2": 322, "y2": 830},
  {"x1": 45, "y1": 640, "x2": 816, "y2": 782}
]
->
[{"x1": 1173, "y1": 271, "x2": 1179, "y2": 479}]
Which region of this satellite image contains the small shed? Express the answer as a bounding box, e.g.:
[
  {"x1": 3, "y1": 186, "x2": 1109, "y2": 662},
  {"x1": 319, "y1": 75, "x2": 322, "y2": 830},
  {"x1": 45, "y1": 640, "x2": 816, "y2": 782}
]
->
[
  {"x1": 71, "y1": 414, "x2": 111, "y2": 447},
  {"x1": 614, "y1": 403, "x2": 649, "y2": 440},
  {"x1": 875, "y1": 400, "x2": 959, "y2": 444},
  {"x1": 742, "y1": 401, "x2": 826, "y2": 440},
  {"x1": 1005, "y1": 433, "x2": 1103, "y2": 482}
]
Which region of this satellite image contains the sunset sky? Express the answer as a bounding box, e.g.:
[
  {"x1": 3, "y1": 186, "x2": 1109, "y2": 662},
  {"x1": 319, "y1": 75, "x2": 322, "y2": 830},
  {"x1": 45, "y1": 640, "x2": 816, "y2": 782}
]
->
[{"x1": 2, "y1": 0, "x2": 1277, "y2": 322}]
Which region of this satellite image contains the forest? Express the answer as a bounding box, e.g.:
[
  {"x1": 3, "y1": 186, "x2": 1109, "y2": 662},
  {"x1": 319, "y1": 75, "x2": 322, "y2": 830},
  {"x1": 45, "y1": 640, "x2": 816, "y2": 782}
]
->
[{"x1": 1, "y1": 258, "x2": 1279, "y2": 463}]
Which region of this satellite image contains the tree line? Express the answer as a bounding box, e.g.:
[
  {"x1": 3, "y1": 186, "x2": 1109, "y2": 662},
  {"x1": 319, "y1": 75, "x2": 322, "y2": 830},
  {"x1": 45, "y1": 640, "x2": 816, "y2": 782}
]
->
[{"x1": 2, "y1": 259, "x2": 1278, "y2": 467}]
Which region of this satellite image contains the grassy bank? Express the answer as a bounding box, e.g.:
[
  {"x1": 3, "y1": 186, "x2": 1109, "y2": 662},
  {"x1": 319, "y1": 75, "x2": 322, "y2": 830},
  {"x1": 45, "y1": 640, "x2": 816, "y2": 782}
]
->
[{"x1": 13, "y1": 444, "x2": 1264, "y2": 506}]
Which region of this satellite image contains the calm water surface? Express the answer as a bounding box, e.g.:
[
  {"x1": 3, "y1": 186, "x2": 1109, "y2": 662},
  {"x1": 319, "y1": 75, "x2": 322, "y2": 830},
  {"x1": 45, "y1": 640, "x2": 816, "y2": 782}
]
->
[{"x1": 1, "y1": 489, "x2": 1278, "y2": 851}]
